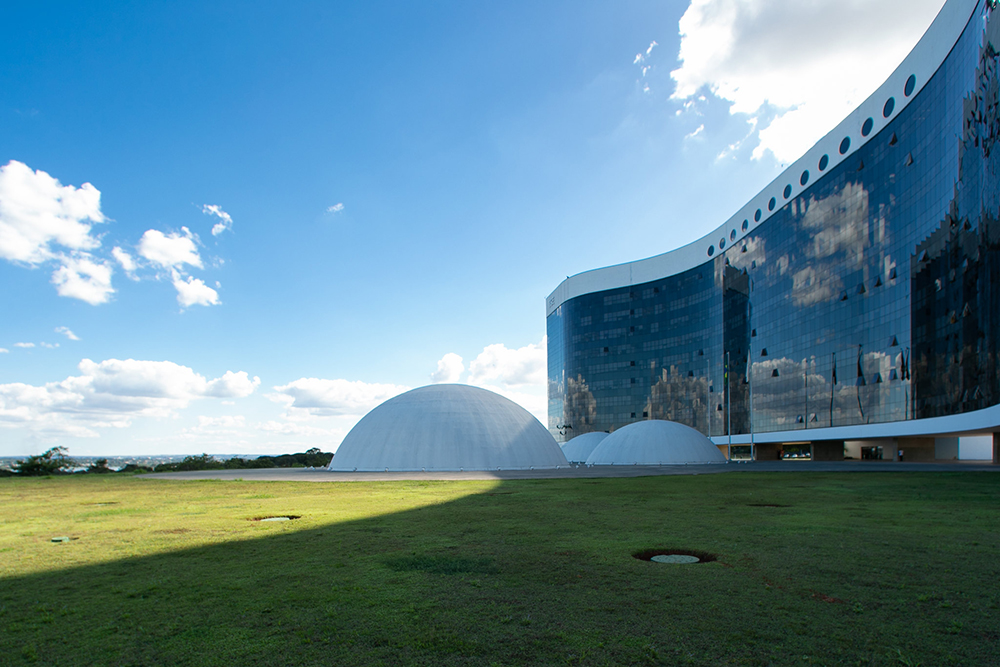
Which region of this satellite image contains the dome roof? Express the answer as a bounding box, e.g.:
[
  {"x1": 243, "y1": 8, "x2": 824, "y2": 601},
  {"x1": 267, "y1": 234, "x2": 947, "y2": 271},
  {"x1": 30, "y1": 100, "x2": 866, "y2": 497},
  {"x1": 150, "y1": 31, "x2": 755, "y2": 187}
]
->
[
  {"x1": 585, "y1": 420, "x2": 727, "y2": 465},
  {"x1": 329, "y1": 384, "x2": 567, "y2": 471},
  {"x1": 561, "y1": 432, "x2": 608, "y2": 463}
]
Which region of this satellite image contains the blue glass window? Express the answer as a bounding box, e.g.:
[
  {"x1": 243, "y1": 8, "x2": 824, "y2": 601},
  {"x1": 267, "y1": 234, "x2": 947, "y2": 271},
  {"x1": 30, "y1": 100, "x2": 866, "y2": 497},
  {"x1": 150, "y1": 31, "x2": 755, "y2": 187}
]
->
[
  {"x1": 754, "y1": 209, "x2": 761, "y2": 222},
  {"x1": 861, "y1": 118, "x2": 874, "y2": 136},
  {"x1": 839, "y1": 137, "x2": 851, "y2": 154},
  {"x1": 819, "y1": 154, "x2": 829, "y2": 171},
  {"x1": 768, "y1": 197, "x2": 776, "y2": 211},
  {"x1": 783, "y1": 184, "x2": 792, "y2": 199},
  {"x1": 800, "y1": 170, "x2": 809, "y2": 186},
  {"x1": 904, "y1": 74, "x2": 916, "y2": 96}
]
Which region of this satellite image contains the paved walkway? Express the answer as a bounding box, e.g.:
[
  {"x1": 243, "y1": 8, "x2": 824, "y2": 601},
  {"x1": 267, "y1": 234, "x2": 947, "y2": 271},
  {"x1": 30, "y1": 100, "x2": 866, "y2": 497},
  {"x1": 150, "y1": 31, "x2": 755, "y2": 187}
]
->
[{"x1": 142, "y1": 460, "x2": 999, "y2": 483}]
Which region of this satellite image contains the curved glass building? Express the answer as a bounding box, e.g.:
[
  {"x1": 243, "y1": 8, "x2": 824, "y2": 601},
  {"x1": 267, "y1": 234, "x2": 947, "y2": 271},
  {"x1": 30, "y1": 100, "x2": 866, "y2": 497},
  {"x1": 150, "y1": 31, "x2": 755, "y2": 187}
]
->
[{"x1": 546, "y1": 0, "x2": 1000, "y2": 462}]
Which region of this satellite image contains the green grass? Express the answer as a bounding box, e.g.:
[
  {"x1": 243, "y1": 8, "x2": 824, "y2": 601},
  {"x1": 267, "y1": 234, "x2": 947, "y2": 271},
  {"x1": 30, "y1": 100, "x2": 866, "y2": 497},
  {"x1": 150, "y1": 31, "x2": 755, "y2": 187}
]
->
[{"x1": 0, "y1": 472, "x2": 998, "y2": 666}]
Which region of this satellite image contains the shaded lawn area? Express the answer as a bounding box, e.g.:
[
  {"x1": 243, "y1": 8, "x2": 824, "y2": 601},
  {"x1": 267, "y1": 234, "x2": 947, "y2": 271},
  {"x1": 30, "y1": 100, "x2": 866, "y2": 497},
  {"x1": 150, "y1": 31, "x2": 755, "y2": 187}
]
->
[{"x1": 0, "y1": 472, "x2": 998, "y2": 666}]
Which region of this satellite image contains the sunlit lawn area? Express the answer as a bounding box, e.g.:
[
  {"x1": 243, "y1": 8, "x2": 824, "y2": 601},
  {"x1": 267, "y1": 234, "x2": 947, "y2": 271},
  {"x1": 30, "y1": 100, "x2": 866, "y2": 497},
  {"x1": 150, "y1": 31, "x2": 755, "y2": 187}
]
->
[{"x1": 1, "y1": 472, "x2": 998, "y2": 666}]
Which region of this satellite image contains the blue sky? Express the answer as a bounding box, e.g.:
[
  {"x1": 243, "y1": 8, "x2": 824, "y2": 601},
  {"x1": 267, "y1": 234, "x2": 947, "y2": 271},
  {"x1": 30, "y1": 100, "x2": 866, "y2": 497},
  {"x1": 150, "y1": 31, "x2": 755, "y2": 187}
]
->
[{"x1": 0, "y1": 0, "x2": 945, "y2": 456}]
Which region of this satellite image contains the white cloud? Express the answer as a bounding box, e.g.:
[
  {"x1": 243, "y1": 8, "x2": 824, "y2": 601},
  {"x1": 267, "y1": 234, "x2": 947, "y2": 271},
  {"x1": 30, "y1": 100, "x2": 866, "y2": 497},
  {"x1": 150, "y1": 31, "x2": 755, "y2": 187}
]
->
[
  {"x1": 0, "y1": 358, "x2": 260, "y2": 439},
  {"x1": 202, "y1": 204, "x2": 233, "y2": 236},
  {"x1": 0, "y1": 160, "x2": 105, "y2": 265},
  {"x1": 685, "y1": 124, "x2": 705, "y2": 140},
  {"x1": 55, "y1": 326, "x2": 80, "y2": 341},
  {"x1": 171, "y1": 270, "x2": 220, "y2": 308},
  {"x1": 40, "y1": 342, "x2": 59, "y2": 349},
  {"x1": 111, "y1": 246, "x2": 138, "y2": 278},
  {"x1": 463, "y1": 339, "x2": 548, "y2": 424},
  {"x1": 327, "y1": 203, "x2": 344, "y2": 214},
  {"x1": 670, "y1": 0, "x2": 945, "y2": 163},
  {"x1": 0, "y1": 348, "x2": 7, "y2": 354},
  {"x1": 256, "y1": 420, "x2": 338, "y2": 437},
  {"x1": 270, "y1": 378, "x2": 409, "y2": 417},
  {"x1": 50, "y1": 255, "x2": 115, "y2": 304},
  {"x1": 14, "y1": 342, "x2": 34, "y2": 348},
  {"x1": 430, "y1": 353, "x2": 465, "y2": 383},
  {"x1": 467, "y1": 338, "x2": 546, "y2": 388},
  {"x1": 137, "y1": 227, "x2": 202, "y2": 269}
]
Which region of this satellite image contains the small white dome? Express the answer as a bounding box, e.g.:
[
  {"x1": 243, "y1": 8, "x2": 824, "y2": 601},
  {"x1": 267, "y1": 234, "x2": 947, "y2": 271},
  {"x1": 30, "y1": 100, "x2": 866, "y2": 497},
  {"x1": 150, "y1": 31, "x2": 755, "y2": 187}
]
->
[
  {"x1": 561, "y1": 432, "x2": 608, "y2": 462},
  {"x1": 329, "y1": 384, "x2": 567, "y2": 471},
  {"x1": 585, "y1": 420, "x2": 726, "y2": 465}
]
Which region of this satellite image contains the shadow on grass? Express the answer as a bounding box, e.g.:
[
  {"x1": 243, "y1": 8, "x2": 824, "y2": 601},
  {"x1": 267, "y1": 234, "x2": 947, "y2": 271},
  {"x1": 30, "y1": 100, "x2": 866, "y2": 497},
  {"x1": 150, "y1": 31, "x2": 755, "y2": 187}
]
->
[{"x1": 2, "y1": 473, "x2": 999, "y2": 666}]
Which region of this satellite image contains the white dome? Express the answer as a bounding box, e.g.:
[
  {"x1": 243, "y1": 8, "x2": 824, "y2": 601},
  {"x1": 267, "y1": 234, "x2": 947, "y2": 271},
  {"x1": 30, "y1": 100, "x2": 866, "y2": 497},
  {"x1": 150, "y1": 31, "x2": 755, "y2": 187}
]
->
[
  {"x1": 329, "y1": 384, "x2": 568, "y2": 471},
  {"x1": 585, "y1": 420, "x2": 727, "y2": 465},
  {"x1": 561, "y1": 432, "x2": 608, "y2": 463}
]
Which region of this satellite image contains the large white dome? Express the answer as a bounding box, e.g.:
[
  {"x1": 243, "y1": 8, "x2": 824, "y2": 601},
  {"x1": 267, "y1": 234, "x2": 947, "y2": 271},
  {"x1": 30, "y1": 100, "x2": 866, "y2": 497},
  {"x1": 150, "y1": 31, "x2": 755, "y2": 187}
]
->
[
  {"x1": 561, "y1": 432, "x2": 608, "y2": 463},
  {"x1": 585, "y1": 420, "x2": 727, "y2": 465},
  {"x1": 329, "y1": 384, "x2": 568, "y2": 471}
]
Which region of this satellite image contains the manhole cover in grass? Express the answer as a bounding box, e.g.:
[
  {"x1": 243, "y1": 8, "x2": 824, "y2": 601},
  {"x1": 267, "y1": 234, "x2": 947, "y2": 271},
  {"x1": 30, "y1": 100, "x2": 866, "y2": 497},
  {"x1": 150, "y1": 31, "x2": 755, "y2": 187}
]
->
[
  {"x1": 633, "y1": 548, "x2": 717, "y2": 564},
  {"x1": 251, "y1": 515, "x2": 301, "y2": 522},
  {"x1": 651, "y1": 554, "x2": 700, "y2": 564}
]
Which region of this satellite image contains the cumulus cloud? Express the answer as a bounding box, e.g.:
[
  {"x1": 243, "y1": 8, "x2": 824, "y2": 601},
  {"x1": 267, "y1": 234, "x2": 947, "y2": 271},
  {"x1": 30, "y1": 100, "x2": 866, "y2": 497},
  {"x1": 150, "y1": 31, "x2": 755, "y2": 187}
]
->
[
  {"x1": 467, "y1": 339, "x2": 546, "y2": 388},
  {"x1": 0, "y1": 160, "x2": 105, "y2": 265},
  {"x1": 327, "y1": 203, "x2": 344, "y2": 214},
  {"x1": 55, "y1": 326, "x2": 80, "y2": 341},
  {"x1": 137, "y1": 227, "x2": 202, "y2": 269},
  {"x1": 0, "y1": 358, "x2": 260, "y2": 439},
  {"x1": 430, "y1": 353, "x2": 465, "y2": 383},
  {"x1": 14, "y1": 342, "x2": 35, "y2": 348},
  {"x1": 111, "y1": 246, "x2": 138, "y2": 278},
  {"x1": 202, "y1": 204, "x2": 233, "y2": 236},
  {"x1": 0, "y1": 348, "x2": 7, "y2": 353},
  {"x1": 171, "y1": 270, "x2": 220, "y2": 308},
  {"x1": 270, "y1": 378, "x2": 409, "y2": 417},
  {"x1": 40, "y1": 342, "x2": 59, "y2": 349},
  {"x1": 50, "y1": 255, "x2": 115, "y2": 305},
  {"x1": 670, "y1": 0, "x2": 945, "y2": 162}
]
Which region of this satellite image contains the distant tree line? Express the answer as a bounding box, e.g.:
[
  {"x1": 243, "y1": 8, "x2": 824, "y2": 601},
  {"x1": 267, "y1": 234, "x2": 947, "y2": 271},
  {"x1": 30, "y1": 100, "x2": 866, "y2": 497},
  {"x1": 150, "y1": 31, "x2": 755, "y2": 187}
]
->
[{"x1": 0, "y1": 447, "x2": 333, "y2": 477}]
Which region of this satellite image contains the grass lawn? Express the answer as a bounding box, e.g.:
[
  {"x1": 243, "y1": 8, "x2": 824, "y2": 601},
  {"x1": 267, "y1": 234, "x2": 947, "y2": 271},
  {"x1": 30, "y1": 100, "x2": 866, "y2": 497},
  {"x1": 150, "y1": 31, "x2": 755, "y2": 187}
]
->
[{"x1": 0, "y1": 472, "x2": 998, "y2": 666}]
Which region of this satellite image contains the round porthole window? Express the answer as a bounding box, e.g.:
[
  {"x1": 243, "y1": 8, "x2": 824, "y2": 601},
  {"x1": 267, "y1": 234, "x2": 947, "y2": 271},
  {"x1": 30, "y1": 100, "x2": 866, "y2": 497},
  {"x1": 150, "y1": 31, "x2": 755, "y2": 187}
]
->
[
  {"x1": 905, "y1": 74, "x2": 916, "y2": 96},
  {"x1": 730, "y1": 230, "x2": 736, "y2": 241},
  {"x1": 742, "y1": 219, "x2": 749, "y2": 232},
  {"x1": 754, "y1": 209, "x2": 762, "y2": 222},
  {"x1": 768, "y1": 197, "x2": 776, "y2": 211},
  {"x1": 800, "y1": 170, "x2": 809, "y2": 186},
  {"x1": 819, "y1": 154, "x2": 829, "y2": 171},
  {"x1": 861, "y1": 117, "x2": 874, "y2": 137},
  {"x1": 839, "y1": 137, "x2": 851, "y2": 155},
  {"x1": 883, "y1": 97, "x2": 895, "y2": 118},
  {"x1": 719, "y1": 238, "x2": 726, "y2": 250},
  {"x1": 783, "y1": 184, "x2": 792, "y2": 199},
  {"x1": 707, "y1": 245, "x2": 714, "y2": 257}
]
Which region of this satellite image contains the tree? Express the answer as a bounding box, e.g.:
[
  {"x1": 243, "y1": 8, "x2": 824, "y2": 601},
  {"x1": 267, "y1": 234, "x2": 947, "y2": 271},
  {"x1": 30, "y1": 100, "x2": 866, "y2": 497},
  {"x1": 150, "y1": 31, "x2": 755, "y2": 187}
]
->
[
  {"x1": 87, "y1": 458, "x2": 112, "y2": 474},
  {"x1": 13, "y1": 447, "x2": 75, "y2": 476}
]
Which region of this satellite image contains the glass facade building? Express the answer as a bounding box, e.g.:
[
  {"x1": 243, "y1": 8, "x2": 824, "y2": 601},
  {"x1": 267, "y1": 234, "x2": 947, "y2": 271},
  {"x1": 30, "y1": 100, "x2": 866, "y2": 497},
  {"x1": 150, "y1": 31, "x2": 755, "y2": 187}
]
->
[{"x1": 546, "y1": 0, "x2": 1000, "y2": 461}]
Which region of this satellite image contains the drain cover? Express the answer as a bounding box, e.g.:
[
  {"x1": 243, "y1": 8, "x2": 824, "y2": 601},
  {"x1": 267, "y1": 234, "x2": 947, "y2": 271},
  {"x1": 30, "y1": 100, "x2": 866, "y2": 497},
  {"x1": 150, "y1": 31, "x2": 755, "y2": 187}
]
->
[
  {"x1": 651, "y1": 554, "x2": 700, "y2": 564},
  {"x1": 260, "y1": 517, "x2": 291, "y2": 522}
]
